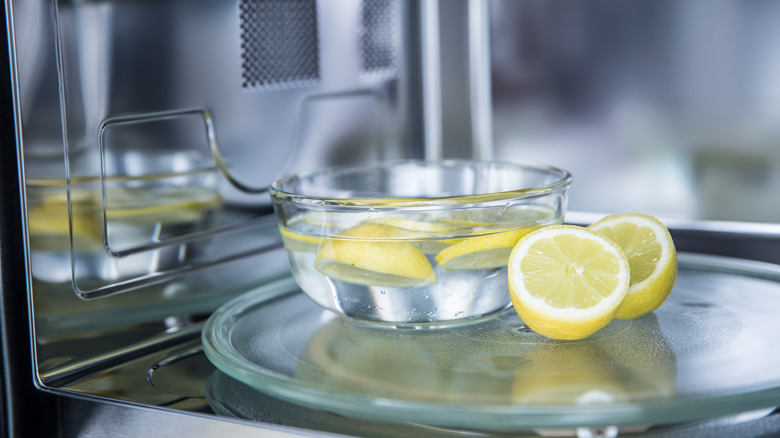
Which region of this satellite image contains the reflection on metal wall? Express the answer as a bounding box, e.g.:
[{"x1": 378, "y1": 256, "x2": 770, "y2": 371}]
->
[{"x1": 486, "y1": 0, "x2": 780, "y2": 223}]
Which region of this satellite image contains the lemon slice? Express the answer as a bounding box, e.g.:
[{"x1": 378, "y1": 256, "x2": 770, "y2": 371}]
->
[
  {"x1": 507, "y1": 225, "x2": 630, "y2": 340},
  {"x1": 314, "y1": 224, "x2": 437, "y2": 287},
  {"x1": 364, "y1": 217, "x2": 460, "y2": 254},
  {"x1": 588, "y1": 213, "x2": 677, "y2": 320},
  {"x1": 434, "y1": 227, "x2": 540, "y2": 270}
]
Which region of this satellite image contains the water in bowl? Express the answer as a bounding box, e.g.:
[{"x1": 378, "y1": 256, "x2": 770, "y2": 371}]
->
[{"x1": 280, "y1": 204, "x2": 563, "y2": 327}]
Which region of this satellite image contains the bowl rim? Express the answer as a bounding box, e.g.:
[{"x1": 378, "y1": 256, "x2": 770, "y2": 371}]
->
[{"x1": 268, "y1": 159, "x2": 572, "y2": 208}]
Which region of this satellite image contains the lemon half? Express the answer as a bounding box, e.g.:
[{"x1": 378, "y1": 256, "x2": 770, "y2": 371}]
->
[
  {"x1": 507, "y1": 225, "x2": 630, "y2": 340},
  {"x1": 314, "y1": 223, "x2": 437, "y2": 288},
  {"x1": 588, "y1": 213, "x2": 677, "y2": 320}
]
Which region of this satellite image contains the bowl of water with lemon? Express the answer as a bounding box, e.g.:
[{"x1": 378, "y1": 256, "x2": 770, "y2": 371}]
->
[{"x1": 269, "y1": 160, "x2": 572, "y2": 327}]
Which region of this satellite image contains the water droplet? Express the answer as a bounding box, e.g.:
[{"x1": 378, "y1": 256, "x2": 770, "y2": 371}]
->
[{"x1": 380, "y1": 290, "x2": 386, "y2": 295}]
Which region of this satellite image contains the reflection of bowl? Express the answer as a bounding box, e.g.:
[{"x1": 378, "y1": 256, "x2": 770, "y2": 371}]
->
[
  {"x1": 26, "y1": 163, "x2": 221, "y2": 286},
  {"x1": 296, "y1": 315, "x2": 523, "y2": 404},
  {"x1": 269, "y1": 160, "x2": 571, "y2": 326},
  {"x1": 296, "y1": 311, "x2": 677, "y2": 409}
]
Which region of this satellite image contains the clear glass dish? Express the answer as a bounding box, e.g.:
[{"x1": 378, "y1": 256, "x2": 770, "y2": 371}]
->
[
  {"x1": 268, "y1": 160, "x2": 572, "y2": 326},
  {"x1": 202, "y1": 253, "x2": 780, "y2": 433}
]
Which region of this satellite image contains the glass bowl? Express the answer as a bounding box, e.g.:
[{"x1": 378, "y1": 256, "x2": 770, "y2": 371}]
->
[{"x1": 269, "y1": 159, "x2": 572, "y2": 327}]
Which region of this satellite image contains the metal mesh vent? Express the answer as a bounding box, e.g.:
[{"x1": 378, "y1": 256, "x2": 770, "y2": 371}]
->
[
  {"x1": 239, "y1": 0, "x2": 319, "y2": 89},
  {"x1": 360, "y1": 0, "x2": 399, "y2": 76}
]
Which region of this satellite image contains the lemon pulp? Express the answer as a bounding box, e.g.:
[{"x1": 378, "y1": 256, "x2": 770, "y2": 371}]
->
[{"x1": 508, "y1": 225, "x2": 630, "y2": 340}]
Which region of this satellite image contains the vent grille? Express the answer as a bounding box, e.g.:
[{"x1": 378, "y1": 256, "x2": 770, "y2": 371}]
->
[
  {"x1": 239, "y1": 0, "x2": 320, "y2": 89},
  {"x1": 360, "y1": 0, "x2": 399, "y2": 76}
]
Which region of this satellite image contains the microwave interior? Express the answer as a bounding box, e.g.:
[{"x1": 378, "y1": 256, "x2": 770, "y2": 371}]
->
[{"x1": 4, "y1": 0, "x2": 780, "y2": 436}]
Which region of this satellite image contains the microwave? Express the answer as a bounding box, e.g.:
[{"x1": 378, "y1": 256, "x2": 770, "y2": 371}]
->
[{"x1": 4, "y1": 0, "x2": 780, "y2": 436}]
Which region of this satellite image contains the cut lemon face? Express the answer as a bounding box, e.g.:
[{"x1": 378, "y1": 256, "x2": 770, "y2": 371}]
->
[
  {"x1": 314, "y1": 223, "x2": 437, "y2": 288},
  {"x1": 507, "y1": 225, "x2": 630, "y2": 340},
  {"x1": 435, "y1": 227, "x2": 540, "y2": 271},
  {"x1": 588, "y1": 213, "x2": 677, "y2": 320}
]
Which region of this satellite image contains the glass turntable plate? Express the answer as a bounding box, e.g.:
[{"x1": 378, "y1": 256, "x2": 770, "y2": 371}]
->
[{"x1": 202, "y1": 253, "x2": 780, "y2": 433}]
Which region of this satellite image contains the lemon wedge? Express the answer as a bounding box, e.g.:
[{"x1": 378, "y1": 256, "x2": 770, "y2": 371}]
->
[
  {"x1": 507, "y1": 225, "x2": 630, "y2": 340},
  {"x1": 588, "y1": 213, "x2": 677, "y2": 320},
  {"x1": 364, "y1": 217, "x2": 460, "y2": 254},
  {"x1": 434, "y1": 227, "x2": 539, "y2": 270},
  {"x1": 314, "y1": 223, "x2": 437, "y2": 287}
]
